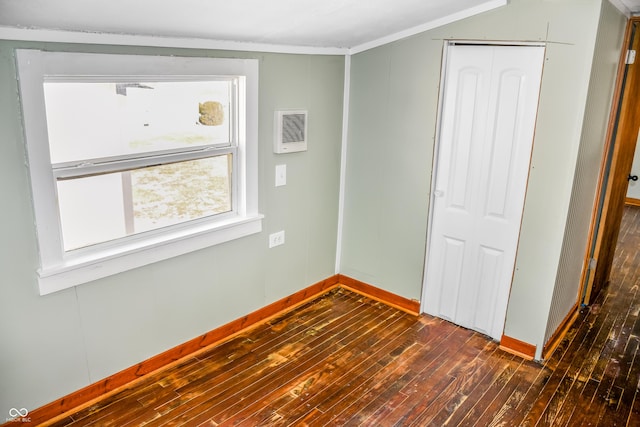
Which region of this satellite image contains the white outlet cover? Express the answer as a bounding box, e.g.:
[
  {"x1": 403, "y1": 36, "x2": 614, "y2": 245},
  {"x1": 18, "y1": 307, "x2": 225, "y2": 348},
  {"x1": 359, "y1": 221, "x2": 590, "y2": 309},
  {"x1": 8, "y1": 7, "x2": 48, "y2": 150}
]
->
[{"x1": 269, "y1": 230, "x2": 285, "y2": 248}]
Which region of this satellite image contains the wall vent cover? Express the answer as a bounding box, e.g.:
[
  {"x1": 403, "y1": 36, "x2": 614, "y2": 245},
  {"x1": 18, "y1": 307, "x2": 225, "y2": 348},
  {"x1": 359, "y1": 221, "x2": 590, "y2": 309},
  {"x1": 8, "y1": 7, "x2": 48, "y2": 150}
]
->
[{"x1": 274, "y1": 110, "x2": 307, "y2": 153}]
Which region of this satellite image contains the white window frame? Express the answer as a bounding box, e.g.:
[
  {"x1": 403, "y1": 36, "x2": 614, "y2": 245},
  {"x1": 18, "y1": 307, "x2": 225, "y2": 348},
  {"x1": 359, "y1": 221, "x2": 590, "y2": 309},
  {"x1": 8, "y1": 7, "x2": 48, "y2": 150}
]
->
[{"x1": 16, "y1": 50, "x2": 262, "y2": 295}]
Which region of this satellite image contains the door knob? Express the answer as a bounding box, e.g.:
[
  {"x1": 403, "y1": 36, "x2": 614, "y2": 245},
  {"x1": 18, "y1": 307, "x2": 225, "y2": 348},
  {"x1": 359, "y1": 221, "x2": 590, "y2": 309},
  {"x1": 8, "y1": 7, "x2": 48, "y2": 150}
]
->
[{"x1": 629, "y1": 174, "x2": 639, "y2": 182}]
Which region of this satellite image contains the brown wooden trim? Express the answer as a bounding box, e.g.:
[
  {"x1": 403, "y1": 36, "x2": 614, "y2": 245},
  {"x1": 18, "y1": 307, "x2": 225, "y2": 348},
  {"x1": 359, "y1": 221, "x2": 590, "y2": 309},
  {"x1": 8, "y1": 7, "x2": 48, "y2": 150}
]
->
[
  {"x1": 581, "y1": 17, "x2": 638, "y2": 305},
  {"x1": 499, "y1": 334, "x2": 536, "y2": 360},
  {"x1": 337, "y1": 274, "x2": 421, "y2": 316},
  {"x1": 542, "y1": 302, "x2": 581, "y2": 360},
  {"x1": 625, "y1": 197, "x2": 640, "y2": 207},
  {"x1": 583, "y1": 17, "x2": 640, "y2": 305},
  {"x1": 21, "y1": 275, "x2": 341, "y2": 427}
]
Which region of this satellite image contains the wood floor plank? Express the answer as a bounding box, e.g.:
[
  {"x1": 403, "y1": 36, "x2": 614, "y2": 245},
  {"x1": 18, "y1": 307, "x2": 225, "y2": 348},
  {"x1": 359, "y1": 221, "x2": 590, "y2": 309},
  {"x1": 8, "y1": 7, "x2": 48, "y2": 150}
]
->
[
  {"x1": 222, "y1": 306, "x2": 421, "y2": 425},
  {"x1": 497, "y1": 310, "x2": 589, "y2": 427},
  {"x1": 380, "y1": 336, "x2": 495, "y2": 426},
  {"x1": 264, "y1": 319, "x2": 440, "y2": 425},
  {"x1": 608, "y1": 333, "x2": 640, "y2": 426},
  {"x1": 435, "y1": 349, "x2": 516, "y2": 426},
  {"x1": 42, "y1": 206, "x2": 640, "y2": 427},
  {"x1": 175, "y1": 292, "x2": 362, "y2": 393},
  {"x1": 599, "y1": 310, "x2": 640, "y2": 425},
  {"x1": 452, "y1": 353, "x2": 523, "y2": 426},
  {"x1": 537, "y1": 307, "x2": 623, "y2": 426},
  {"x1": 628, "y1": 385, "x2": 640, "y2": 426},
  {"x1": 480, "y1": 361, "x2": 550, "y2": 427},
  {"x1": 518, "y1": 314, "x2": 602, "y2": 425},
  {"x1": 106, "y1": 290, "x2": 359, "y2": 427},
  {"x1": 562, "y1": 377, "x2": 601, "y2": 427},
  {"x1": 371, "y1": 330, "x2": 479, "y2": 426},
  {"x1": 481, "y1": 361, "x2": 545, "y2": 427},
  {"x1": 300, "y1": 321, "x2": 463, "y2": 425},
  {"x1": 64, "y1": 380, "x2": 176, "y2": 426},
  {"x1": 204, "y1": 303, "x2": 401, "y2": 425},
  {"x1": 146, "y1": 301, "x2": 394, "y2": 425},
  {"x1": 550, "y1": 314, "x2": 619, "y2": 426},
  {"x1": 358, "y1": 340, "x2": 497, "y2": 427},
  {"x1": 472, "y1": 360, "x2": 548, "y2": 427}
]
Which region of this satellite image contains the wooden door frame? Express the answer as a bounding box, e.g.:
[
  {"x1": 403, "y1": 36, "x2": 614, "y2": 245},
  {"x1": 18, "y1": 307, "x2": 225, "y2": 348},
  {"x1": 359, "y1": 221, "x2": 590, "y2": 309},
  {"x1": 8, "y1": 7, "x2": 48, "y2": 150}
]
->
[{"x1": 581, "y1": 16, "x2": 640, "y2": 305}]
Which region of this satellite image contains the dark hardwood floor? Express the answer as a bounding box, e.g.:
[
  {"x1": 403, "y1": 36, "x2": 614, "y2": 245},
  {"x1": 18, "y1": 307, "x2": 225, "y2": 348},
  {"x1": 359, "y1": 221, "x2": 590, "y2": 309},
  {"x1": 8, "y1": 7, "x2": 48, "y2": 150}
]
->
[{"x1": 47, "y1": 206, "x2": 640, "y2": 426}]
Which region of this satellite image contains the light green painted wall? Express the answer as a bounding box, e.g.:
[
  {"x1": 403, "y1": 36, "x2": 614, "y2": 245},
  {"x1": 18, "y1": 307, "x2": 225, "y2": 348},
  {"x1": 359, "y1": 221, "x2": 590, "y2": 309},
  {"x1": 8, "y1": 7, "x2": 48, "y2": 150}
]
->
[
  {"x1": 341, "y1": 0, "x2": 608, "y2": 357},
  {"x1": 0, "y1": 42, "x2": 344, "y2": 411},
  {"x1": 340, "y1": 35, "x2": 434, "y2": 298},
  {"x1": 0, "y1": 0, "x2": 624, "y2": 412}
]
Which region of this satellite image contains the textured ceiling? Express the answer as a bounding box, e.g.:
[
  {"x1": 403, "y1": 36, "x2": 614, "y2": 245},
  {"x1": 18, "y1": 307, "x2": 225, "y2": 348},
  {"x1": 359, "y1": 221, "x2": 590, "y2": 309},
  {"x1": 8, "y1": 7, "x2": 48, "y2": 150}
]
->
[{"x1": 0, "y1": 0, "x2": 506, "y2": 50}]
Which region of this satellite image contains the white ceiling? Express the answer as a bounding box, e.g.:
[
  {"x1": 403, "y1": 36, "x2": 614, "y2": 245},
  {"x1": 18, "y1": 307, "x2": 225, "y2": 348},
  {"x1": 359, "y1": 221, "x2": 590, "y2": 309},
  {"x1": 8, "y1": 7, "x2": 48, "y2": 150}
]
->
[
  {"x1": 0, "y1": 0, "x2": 507, "y2": 52},
  {"x1": 620, "y1": 0, "x2": 640, "y2": 13},
  {"x1": 1, "y1": 0, "x2": 638, "y2": 54}
]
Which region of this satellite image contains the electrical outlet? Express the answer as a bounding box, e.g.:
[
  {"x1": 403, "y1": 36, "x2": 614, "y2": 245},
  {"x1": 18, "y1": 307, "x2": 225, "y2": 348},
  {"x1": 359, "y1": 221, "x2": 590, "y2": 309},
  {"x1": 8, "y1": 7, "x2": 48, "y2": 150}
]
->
[{"x1": 269, "y1": 230, "x2": 285, "y2": 248}]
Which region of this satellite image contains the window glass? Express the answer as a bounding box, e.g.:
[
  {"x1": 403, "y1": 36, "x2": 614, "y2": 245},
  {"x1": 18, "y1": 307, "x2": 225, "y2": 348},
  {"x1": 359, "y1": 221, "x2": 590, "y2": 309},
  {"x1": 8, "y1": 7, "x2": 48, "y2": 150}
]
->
[
  {"x1": 130, "y1": 155, "x2": 232, "y2": 234},
  {"x1": 57, "y1": 154, "x2": 232, "y2": 251},
  {"x1": 43, "y1": 80, "x2": 232, "y2": 164}
]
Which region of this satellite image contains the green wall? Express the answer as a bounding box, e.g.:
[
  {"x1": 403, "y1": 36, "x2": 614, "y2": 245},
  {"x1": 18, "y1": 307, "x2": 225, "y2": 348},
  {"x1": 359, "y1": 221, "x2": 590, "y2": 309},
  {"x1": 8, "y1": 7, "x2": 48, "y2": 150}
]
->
[
  {"x1": 0, "y1": 0, "x2": 626, "y2": 413},
  {"x1": 0, "y1": 42, "x2": 344, "y2": 411},
  {"x1": 341, "y1": 0, "x2": 610, "y2": 359},
  {"x1": 340, "y1": 34, "x2": 434, "y2": 298}
]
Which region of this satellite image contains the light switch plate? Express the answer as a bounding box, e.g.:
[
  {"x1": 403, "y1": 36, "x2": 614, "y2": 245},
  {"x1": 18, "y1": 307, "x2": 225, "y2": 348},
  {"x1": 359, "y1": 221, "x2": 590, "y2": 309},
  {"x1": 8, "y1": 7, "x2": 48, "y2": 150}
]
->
[{"x1": 275, "y1": 164, "x2": 286, "y2": 187}]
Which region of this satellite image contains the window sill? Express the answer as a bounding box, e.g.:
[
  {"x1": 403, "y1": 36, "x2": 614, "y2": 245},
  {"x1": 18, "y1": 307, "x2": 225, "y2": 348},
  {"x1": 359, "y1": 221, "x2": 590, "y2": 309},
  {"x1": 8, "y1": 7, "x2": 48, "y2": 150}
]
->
[{"x1": 37, "y1": 214, "x2": 263, "y2": 295}]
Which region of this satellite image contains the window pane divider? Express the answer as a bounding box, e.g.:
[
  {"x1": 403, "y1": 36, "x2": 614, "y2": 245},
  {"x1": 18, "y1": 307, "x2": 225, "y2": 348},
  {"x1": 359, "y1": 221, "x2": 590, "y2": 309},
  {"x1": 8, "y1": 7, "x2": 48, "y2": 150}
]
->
[{"x1": 53, "y1": 146, "x2": 236, "y2": 180}]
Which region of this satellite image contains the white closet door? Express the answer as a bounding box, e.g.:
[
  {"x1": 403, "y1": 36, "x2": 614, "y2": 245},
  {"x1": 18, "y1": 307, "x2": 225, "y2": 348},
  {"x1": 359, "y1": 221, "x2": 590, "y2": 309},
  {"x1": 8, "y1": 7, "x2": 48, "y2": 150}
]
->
[{"x1": 423, "y1": 44, "x2": 545, "y2": 340}]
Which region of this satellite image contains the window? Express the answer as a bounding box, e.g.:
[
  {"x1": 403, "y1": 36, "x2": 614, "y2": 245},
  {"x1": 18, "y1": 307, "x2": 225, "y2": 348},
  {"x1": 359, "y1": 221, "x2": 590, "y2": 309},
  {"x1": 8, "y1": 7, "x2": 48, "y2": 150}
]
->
[{"x1": 16, "y1": 50, "x2": 261, "y2": 295}]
